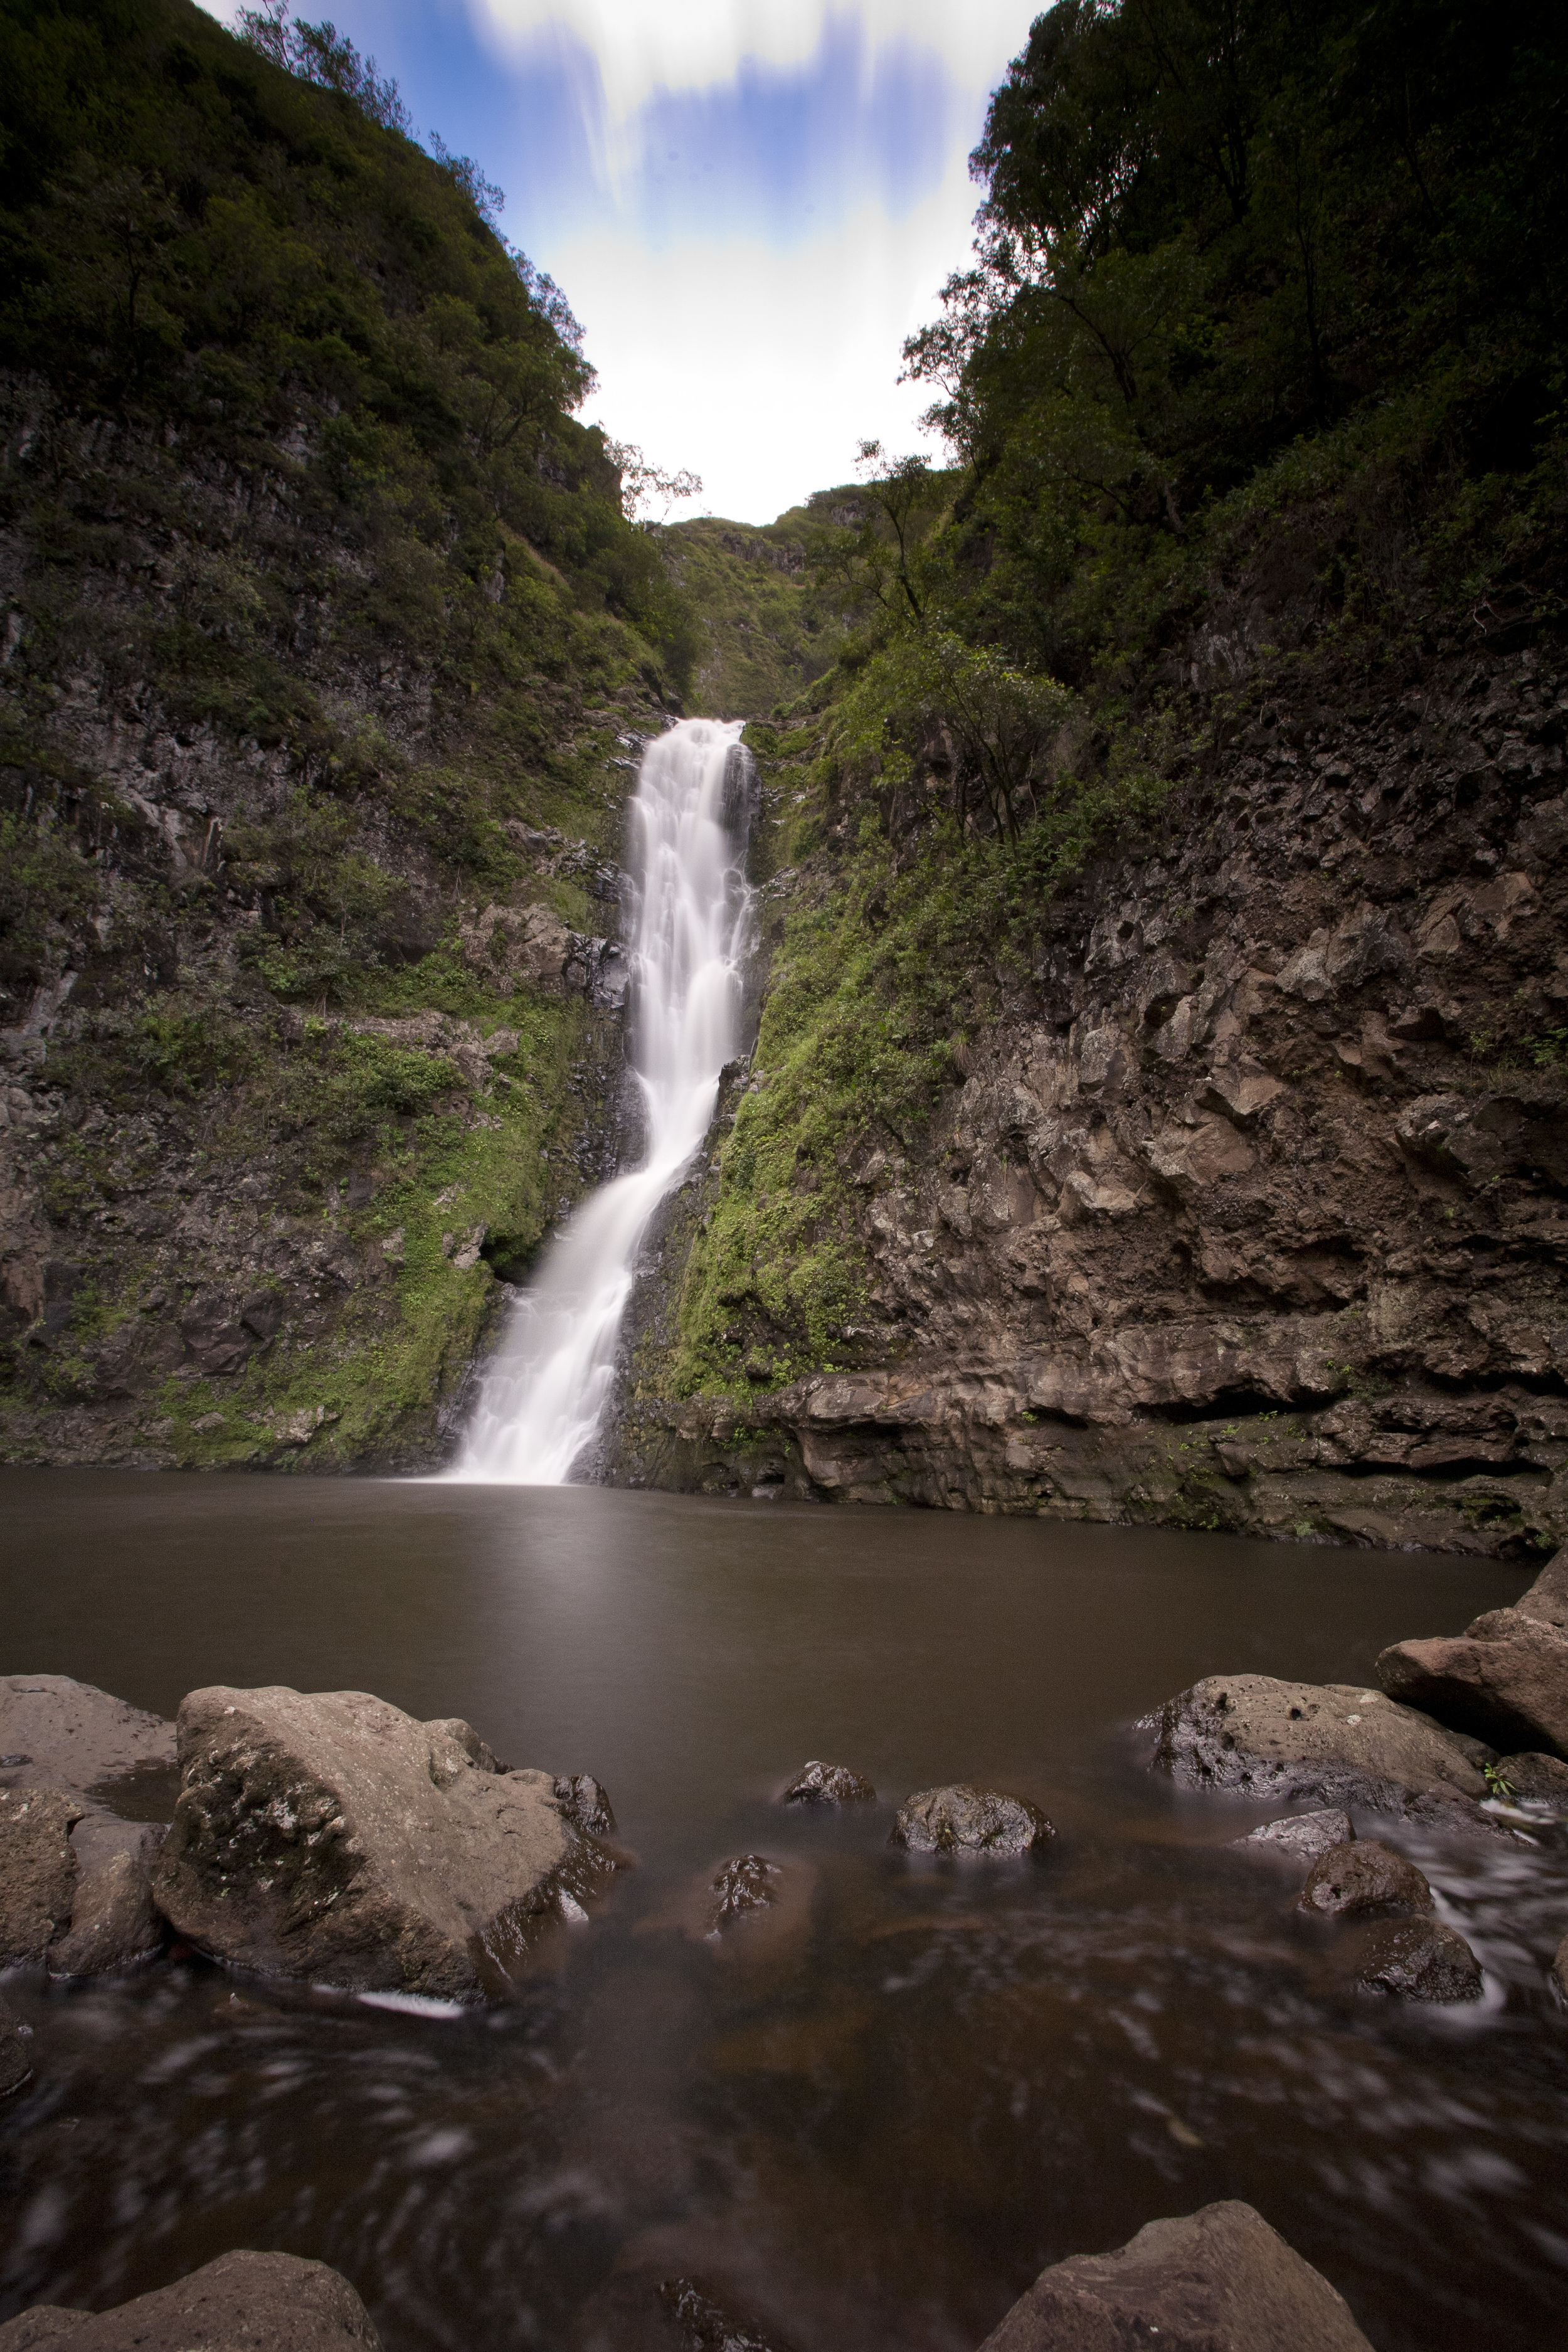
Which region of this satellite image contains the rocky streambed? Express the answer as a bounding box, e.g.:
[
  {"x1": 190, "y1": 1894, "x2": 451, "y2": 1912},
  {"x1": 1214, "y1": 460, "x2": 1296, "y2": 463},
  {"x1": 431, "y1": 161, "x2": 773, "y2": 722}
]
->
[{"x1": 4, "y1": 1481, "x2": 1568, "y2": 2351}]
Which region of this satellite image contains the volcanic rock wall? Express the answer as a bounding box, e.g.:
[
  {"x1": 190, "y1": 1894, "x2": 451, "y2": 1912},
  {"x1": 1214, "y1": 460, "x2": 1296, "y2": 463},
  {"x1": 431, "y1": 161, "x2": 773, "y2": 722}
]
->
[{"x1": 611, "y1": 636, "x2": 1568, "y2": 1556}]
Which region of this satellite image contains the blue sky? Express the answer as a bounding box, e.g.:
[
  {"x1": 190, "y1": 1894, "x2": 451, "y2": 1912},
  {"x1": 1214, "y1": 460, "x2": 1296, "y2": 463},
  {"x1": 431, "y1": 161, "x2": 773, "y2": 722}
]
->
[{"x1": 206, "y1": 0, "x2": 1035, "y2": 521}]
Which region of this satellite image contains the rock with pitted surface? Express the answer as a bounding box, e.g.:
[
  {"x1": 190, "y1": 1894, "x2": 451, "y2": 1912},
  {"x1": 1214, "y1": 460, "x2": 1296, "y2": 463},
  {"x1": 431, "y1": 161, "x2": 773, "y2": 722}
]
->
[
  {"x1": 1298, "y1": 1840, "x2": 1433, "y2": 1920},
  {"x1": 0, "y1": 1786, "x2": 82, "y2": 1964},
  {"x1": 0, "y1": 1994, "x2": 32, "y2": 2097},
  {"x1": 0, "y1": 1676, "x2": 176, "y2": 1808},
  {"x1": 975, "y1": 2198, "x2": 1374, "y2": 2352},
  {"x1": 780, "y1": 1761, "x2": 876, "y2": 1806},
  {"x1": 1375, "y1": 1605, "x2": 1568, "y2": 1759},
  {"x1": 1155, "y1": 1674, "x2": 1498, "y2": 1826},
  {"x1": 151, "y1": 1686, "x2": 611, "y2": 1998},
  {"x1": 891, "y1": 1784, "x2": 1055, "y2": 1857},
  {"x1": 1237, "y1": 1809, "x2": 1354, "y2": 1863},
  {"x1": 0, "y1": 2249, "x2": 380, "y2": 2350},
  {"x1": 1498, "y1": 1752, "x2": 1568, "y2": 1804},
  {"x1": 1346, "y1": 1915, "x2": 1484, "y2": 2002}
]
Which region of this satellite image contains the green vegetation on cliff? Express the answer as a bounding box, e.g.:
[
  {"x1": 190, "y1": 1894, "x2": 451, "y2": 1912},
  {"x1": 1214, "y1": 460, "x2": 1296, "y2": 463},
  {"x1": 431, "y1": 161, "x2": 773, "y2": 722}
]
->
[
  {"x1": 0, "y1": 0, "x2": 693, "y2": 1464},
  {"x1": 657, "y1": 0, "x2": 1568, "y2": 1409}
]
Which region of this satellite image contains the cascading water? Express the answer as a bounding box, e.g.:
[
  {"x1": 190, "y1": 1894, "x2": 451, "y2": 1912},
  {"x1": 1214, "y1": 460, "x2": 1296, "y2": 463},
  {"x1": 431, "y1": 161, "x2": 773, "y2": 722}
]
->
[{"x1": 451, "y1": 718, "x2": 751, "y2": 1484}]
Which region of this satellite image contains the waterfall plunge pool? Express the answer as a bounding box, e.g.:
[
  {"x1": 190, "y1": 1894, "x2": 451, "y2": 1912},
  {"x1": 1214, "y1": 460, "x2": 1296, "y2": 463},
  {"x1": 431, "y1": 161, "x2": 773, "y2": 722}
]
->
[{"x1": 1, "y1": 1471, "x2": 1561, "y2": 2352}]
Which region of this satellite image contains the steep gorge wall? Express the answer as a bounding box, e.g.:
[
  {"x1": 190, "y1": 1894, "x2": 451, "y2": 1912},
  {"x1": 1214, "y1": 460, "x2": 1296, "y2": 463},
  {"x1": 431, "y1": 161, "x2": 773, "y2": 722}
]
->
[{"x1": 611, "y1": 627, "x2": 1568, "y2": 1557}]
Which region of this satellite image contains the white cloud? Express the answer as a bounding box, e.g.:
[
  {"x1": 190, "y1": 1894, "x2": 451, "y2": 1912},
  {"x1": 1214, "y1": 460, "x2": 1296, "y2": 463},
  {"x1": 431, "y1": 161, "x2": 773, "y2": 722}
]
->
[
  {"x1": 465, "y1": 0, "x2": 1027, "y2": 126},
  {"x1": 566, "y1": 141, "x2": 978, "y2": 523}
]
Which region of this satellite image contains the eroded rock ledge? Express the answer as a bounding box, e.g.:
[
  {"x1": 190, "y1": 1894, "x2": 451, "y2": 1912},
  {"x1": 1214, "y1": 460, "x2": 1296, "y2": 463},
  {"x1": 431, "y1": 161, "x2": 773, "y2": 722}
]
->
[{"x1": 612, "y1": 639, "x2": 1568, "y2": 1554}]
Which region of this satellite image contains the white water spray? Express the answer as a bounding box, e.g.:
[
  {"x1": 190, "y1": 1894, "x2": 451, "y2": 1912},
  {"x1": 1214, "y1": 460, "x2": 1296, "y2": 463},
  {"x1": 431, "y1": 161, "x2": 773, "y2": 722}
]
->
[{"x1": 451, "y1": 718, "x2": 751, "y2": 1484}]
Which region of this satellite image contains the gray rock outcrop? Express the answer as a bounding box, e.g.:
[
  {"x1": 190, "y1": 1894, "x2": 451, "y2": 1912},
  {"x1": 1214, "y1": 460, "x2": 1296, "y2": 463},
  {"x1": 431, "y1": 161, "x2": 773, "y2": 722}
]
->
[
  {"x1": 0, "y1": 2249, "x2": 379, "y2": 2350},
  {"x1": 1154, "y1": 1673, "x2": 1498, "y2": 1825},
  {"x1": 1236, "y1": 1809, "x2": 1353, "y2": 1863},
  {"x1": 152, "y1": 1685, "x2": 610, "y2": 1997},
  {"x1": 0, "y1": 1786, "x2": 82, "y2": 1964},
  {"x1": 1298, "y1": 1840, "x2": 1433, "y2": 1919},
  {"x1": 48, "y1": 1818, "x2": 166, "y2": 1977},
  {"x1": 975, "y1": 2198, "x2": 1374, "y2": 2351},
  {"x1": 1375, "y1": 1550, "x2": 1568, "y2": 1757},
  {"x1": 780, "y1": 1761, "x2": 876, "y2": 1806},
  {"x1": 891, "y1": 1786, "x2": 1055, "y2": 1857}
]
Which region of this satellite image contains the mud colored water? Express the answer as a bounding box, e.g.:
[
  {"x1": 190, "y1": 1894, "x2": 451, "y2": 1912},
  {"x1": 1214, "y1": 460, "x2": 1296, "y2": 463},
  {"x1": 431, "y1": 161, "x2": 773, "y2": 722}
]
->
[{"x1": 1, "y1": 1472, "x2": 1563, "y2": 2352}]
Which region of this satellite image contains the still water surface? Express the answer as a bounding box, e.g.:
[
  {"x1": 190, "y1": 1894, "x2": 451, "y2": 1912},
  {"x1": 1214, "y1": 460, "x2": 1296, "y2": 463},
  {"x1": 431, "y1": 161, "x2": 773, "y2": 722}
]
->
[{"x1": 2, "y1": 1475, "x2": 1564, "y2": 2351}]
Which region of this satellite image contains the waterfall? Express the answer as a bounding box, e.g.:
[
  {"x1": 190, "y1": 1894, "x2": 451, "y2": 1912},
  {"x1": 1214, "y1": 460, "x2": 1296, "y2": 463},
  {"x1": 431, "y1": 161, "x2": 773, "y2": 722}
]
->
[{"x1": 451, "y1": 718, "x2": 751, "y2": 1485}]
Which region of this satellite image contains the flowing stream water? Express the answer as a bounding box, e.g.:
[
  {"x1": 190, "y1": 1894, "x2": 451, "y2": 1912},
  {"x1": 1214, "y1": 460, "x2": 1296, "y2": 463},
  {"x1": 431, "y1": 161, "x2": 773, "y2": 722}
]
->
[
  {"x1": 452, "y1": 717, "x2": 751, "y2": 1485},
  {"x1": 3, "y1": 1473, "x2": 1565, "y2": 2352}
]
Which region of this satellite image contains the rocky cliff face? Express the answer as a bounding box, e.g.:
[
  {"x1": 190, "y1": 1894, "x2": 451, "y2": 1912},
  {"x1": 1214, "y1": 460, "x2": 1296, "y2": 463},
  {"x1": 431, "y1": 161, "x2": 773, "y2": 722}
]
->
[{"x1": 610, "y1": 628, "x2": 1568, "y2": 1557}]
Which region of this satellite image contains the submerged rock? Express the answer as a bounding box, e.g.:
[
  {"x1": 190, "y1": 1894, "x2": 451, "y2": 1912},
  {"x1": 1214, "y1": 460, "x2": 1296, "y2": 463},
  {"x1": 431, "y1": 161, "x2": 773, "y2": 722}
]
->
[
  {"x1": 1154, "y1": 1673, "x2": 1497, "y2": 1825},
  {"x1": 657, "y1": 2277, "x2": 788, "y2": 2352},
  {"x1": 976, "y1": 2198, "x2": 1374, "y2": 2351},
  {"x1": 152, "y1": 1686, "x2": 610, "y2": 1998},
  {"x1": 1376, "y1": 1608, "x2": 1568, "y2": 1760},
  {"x1": 780, "y1": 1761, "x2": 876, "y2": 1806},
  {"x1": 1236, "y1": 1808, "x2": 1353, "y2": 1863},
  {"x1": 0, "y1": 1994, "x2": 32, "y2": 2097},
  {"x1": 0, "y1": 2249, "x2": 380, "y2": 2350},
  {"x1": 1298, "y1": 1840, "x2": 1433, "y2": 1920},
  {"x1": 1347, "y1": 1916, "x2": 1484, "y2": 2003},
  {"x1": 891, "y1": 1785, "x2": 1054, "y2": 1857}
]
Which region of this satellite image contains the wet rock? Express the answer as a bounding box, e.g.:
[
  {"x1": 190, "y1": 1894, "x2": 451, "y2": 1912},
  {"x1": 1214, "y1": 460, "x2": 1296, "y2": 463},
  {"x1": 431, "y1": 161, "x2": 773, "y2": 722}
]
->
[
  {"x1": 1236, "y1": 1808, "x2": 1353, "y2": 1864},
  {"x1": 976, "y1": 2197, "x2": 1374, "y2": 2352},
  {"x1": 1298, "y1": 1840, "x2": 1433, "y2": 1920},
  {"x1": 707, "y1": 1855, "x2": 779, "y2": 1927},
  {"x1": 1346, "y1": 1916, "x2": 1484, "y2": 2002},
  {"x1": 1154, "y1": 1674, "x2": 1498, "y2": 1825},
  {"x1": 0, "y1": 1994, "x2": 33, "y2": 2097},
  {"x1": 1376, "y1": 1607, "x2": 1568, "y2": 1759},
  {"x1": 554, "y1": 1773, "x2": 617, "y2": 1835},
  {"x1": 1551, "y1": 1932, "x2": 1568, "y2": 2002},
  {"x1": 1496, "y1": 1752, "x2": 1568, "y2": 1804},
  {"x1": 891, "y1": 1784, "x2": 1055, "y2": 1857},
  {"x1": 0, "y1": 2248, "x2": 381, "y2": 2349},
  {"x1": 50, "y1": 1818, "x2": 165, "y2": 1978},
  {"x1": 152, "y1": 1685, "x2": 610, "y2": 1998},
  {"x1": 0, "y1": 1675, "x2": 175, "y2": 1804},
  {"x1": 780, "y1": 1761, "x2": 876, "y2": 1806},
  {"x1": 657, "y1": 2277, "x2": 787, "y2": 2352},
  {"x1": 0, "y1": 1786, "x2": 82, "y2": 1964}
]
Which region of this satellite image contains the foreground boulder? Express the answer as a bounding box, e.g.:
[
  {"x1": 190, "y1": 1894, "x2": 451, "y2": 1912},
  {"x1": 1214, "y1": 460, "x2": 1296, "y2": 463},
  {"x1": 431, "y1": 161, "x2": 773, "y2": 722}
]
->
[
  {"x1": 152, "y1": 1687, "x2": 611, "y2": 1998},
  {"x1": 1345, "y1": 1916, "x2": 1483, "y2": 2003},
  {"x1": 1376, "y1": 1608, "x2": 1568, "y2": 1761},
  {"x1": 0, "y1": 2249, "x2": 379, "y2": 2350},
  {"x1": 1298, "y1": 1841, "x2": 1434, "y2": 1921},
  {"x1": 0, "y1": 1788, "x2": 80, "y2": 1965},
  {"x1": 977, "y1": 2199, "x2": 1373, "y2": 2351},
  {"x1": 1552, "y1": 1932, "x2": 1568, "y2": 2002},
  {"x1": 0, "y1": 1788, "x2": 166, "y2": 1978},
  {"x1": 1154, "y1": 1675, "x2": 1497, "y2": 1826},
  {"x1": 0, "y1": 1675, "x2": 176, "y2": 1804},
  {"x1": 780, "y1": 1761, "x2": 876, "y2": 1806},
  {"x1": 891, "y1": 1786, "x2": 1054, "y2": 1857}
]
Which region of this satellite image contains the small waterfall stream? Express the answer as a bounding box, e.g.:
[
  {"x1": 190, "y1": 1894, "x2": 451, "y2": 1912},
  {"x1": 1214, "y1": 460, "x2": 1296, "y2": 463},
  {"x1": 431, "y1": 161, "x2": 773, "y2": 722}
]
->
[{"x1": 452, "y1": 718, "x2": 751, "y2": 1484}]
